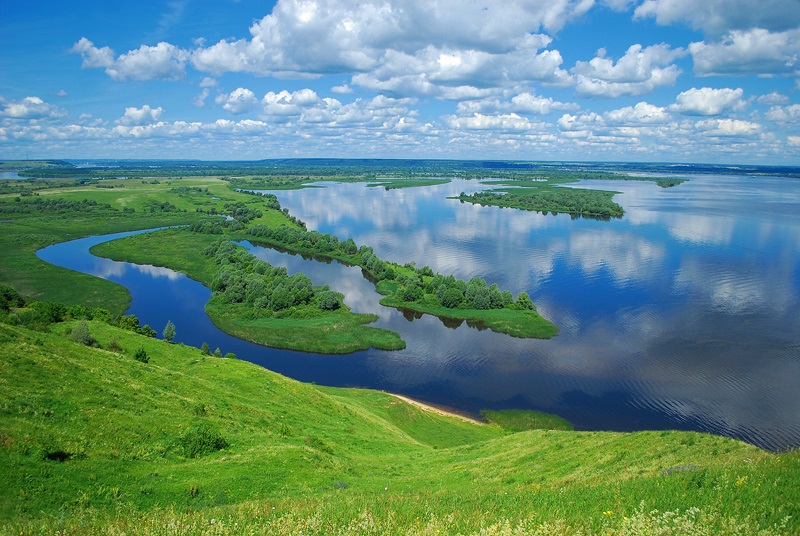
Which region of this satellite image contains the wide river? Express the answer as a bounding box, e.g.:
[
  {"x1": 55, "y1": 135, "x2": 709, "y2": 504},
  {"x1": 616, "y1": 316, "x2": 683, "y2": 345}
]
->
[{"x1": 38, "y1": 174, "x2": 800, "y2": 452}]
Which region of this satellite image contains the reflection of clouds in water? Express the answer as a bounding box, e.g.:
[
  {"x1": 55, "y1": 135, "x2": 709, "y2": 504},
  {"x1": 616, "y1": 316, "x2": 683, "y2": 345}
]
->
[
  {"x1": 133, "y1": 264, "x2": 183, "y2": 281},
  {"x1": 664, "y1": 214, "x2": 735, "y2": 245},
  {"x1": 674, "y1": 257, "x2": 795, "y2": 314},
  {"x1": 564, "y1": 231, "x2": 665, "y2": 284},
  {"x1": 92, "y1": 259, "x2": 128, "y2": 279}
]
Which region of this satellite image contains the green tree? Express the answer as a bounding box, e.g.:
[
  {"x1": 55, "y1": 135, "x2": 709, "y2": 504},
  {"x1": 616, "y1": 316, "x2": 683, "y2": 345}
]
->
[
  {"x1": 69, "y1": 321, "x2": 96, "y2": 347},
  {"x1": 162, "y1": 320, "x2": 176, "y2": 343},
  {"x1": 200, "y1": 342, "x2": 210, "y2": 355}
]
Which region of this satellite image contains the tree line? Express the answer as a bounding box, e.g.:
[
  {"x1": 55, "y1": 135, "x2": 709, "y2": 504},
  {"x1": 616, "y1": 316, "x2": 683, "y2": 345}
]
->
[
  {"x1": 246, "y1": 225, "x2": 536, "y2": 312},
  {"x1": 204, "y1": 239, "x2": 343, "y2": 316}
]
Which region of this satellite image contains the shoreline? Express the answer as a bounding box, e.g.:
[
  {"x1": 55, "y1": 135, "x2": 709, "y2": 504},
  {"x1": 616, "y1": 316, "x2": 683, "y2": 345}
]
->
[{"x1": 388, "y1": 393, "x2": 486, "y2": 425}]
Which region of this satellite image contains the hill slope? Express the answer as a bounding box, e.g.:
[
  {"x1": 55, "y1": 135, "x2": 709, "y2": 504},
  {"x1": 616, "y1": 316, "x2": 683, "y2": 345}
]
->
[{"x1": 0, "y1": 321, "x2": 797, "y2": 534}]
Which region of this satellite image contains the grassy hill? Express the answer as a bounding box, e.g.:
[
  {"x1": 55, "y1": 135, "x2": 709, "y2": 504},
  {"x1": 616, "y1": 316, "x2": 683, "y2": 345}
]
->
[{"x1": 0, "y1": 320, "x2": 797, "y2": 535}]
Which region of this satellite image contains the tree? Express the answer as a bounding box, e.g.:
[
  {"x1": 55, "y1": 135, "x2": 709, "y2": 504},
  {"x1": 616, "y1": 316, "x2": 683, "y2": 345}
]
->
[
  {"x1": 162, "y1": 320, "x2": 176, "y2": 343},
  {"x1": 69, "y1": 321, "x2": 96, "y2": 347},
  {"x1": 200, "y1": 342, "x2": 210, "y2": 355}
]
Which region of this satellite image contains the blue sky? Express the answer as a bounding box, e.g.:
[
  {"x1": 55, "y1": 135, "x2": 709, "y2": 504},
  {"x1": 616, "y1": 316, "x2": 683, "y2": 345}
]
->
[{"x1": 1, "y1": 0, "x2": 799, "y2": 164}]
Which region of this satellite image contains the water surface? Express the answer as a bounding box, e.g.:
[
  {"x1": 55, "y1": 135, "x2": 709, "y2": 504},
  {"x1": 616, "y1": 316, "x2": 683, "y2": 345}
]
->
[{"x1": 38, "y1": 174, "x2": 800, "y2": 451}]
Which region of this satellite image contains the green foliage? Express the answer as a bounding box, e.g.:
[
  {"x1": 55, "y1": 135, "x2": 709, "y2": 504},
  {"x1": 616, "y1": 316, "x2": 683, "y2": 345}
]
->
[
  {"x1": 200, "y1": 342, "x2": 210, "y2": 355},
  {"x1": 133, "y1": 347, "x2": 148, "y2": 363},
  {"x1": 162, "y1": 320, "x2": 176, "y2": 342},
  {"x1": 68, "y1": 320, "x2": 97, "y2": 347},
  {"x1": 457, "y1": 187, "x2": 624, "y2": 219},
  {"x1": 0, "y1": 284, "x2": 25, "y2": 311},
  {"x1": 176, "y1": 423, "x2": 229, "y2": 458}
]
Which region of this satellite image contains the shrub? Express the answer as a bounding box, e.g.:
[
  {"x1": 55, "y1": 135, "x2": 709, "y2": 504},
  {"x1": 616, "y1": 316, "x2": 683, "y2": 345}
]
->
[
  {"x1": 177, "y1": 424, "x2": 229, "y2": 458},
  {"x1": 69, "y1": 321, "x2": 96, "y2": 347},
  {"x1": 224, "y1": 352, "x2": 236, "y2": 359},
  {"x1": 133, "y1": 347, "x2": 149, "y2": 363}
]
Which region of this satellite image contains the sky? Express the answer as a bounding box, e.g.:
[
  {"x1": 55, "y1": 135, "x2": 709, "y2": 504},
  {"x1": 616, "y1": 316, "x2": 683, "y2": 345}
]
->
[{"x1": 1, "y1": 0, "x2": 799, "y2": 164}]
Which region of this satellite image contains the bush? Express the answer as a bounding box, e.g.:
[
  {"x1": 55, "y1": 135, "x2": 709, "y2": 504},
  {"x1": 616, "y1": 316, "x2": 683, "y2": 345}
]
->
[
  {"x1": 69, "y1": 321, "x2": 96, "y2": 347},
  {"x1": 133, "y1": 347, "x2": 149, "y2": 363},
  {"x1": 177, "y1": 424, "x2": 229, "y2": 458}
]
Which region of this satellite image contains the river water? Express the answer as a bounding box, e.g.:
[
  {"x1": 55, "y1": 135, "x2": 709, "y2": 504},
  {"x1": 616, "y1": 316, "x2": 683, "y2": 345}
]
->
[{"x1": 37, "y1": 174, "x2": 800, "y2": 451}]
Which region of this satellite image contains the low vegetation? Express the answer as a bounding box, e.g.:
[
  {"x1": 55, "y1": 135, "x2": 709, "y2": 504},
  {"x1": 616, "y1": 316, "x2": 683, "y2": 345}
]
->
[{"x1": 0, "y1": 315, "x2": 796, "y2": 535}]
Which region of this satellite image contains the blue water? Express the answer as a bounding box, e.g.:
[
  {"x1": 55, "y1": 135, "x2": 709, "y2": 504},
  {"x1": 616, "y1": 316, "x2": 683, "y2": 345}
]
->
[{"x1": 37, "y1": 174, "x2": 800, "y2": 451}]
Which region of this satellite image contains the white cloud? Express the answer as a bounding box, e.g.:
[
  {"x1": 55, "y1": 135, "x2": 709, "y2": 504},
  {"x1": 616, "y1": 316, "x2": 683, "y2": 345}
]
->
[
  {"x1": 71, "y1": 37, "x2": 115, "y2": 69},
  {"x1": 634, "y1": 0, "x2": 800, "y2": 35},
  {"x1": 571, "y1": 44, "x2": 684, "y2": 97},
  {"x1": 765, "y1": 104, "x2": 800, "y2": 123},
  {"x1": 215, "y1": 88, "x2": 259, "y2": 115},
  {"x1": 116, "y1": 105, "x2": 164, "y2": 126},
  {"x1": 0, "y1": 96, "x2": 65, "y2": 120},
  {"x1": 689, "y1": 28, "x2": 800, "y2": 76},
  {"x1": 71, "y1": 38, "x2": 188, "y2": 81},
  {"x1": 604, "y1": 102, "x2": 670, "y2": 124},
  {"x1": 669, "y1": 87, "x2": 745, "y2": 116},
  {"x1": 332, "y1": 83, "x2": 354, "y2": 94},
  {"x1": 446, "y1": 113, "x2": 536, "y2": 132},
  {"x1": 456, "y1": 92, "x2": 578, "y2": 116},
  {"x1": 263, "y1": 88, "x2": 321, "y2": 116},
  {"x1": 695, "y1": 118, "x2": 761, "y2": 137},
  {"x1": 758, "y1": 92, "x2": 790, "y2": 106},
  {"x1": 788, "y1": 136, "x2": 800, "y2": 146},
  {"x1": 199, "y1": 77, "x2": 218, "y2": 88}
]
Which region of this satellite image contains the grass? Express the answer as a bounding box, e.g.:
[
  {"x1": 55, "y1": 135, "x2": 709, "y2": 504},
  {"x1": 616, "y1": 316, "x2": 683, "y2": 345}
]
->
[
  {"x1": 0, "y1": 320, "x2": 796, "y2": 534},
  {"x1": 379, "y1": 290, "x2": 559, "y2": 339},
  {"x1": 480, "y1": 408, "x2": 574, "y2": 432}
]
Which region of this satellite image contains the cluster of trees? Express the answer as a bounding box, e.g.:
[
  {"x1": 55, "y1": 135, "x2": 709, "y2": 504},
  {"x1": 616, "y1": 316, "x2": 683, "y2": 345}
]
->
[
  {"x1": 222, "y1": 202, "x2": 262, "y2": 223},
  {"x1": 143, "y1": 200, "x2": 180, "y2": 213},
  {"x1": 204, "y1": 239, "x2": 342, "y2": 316},
  {"x1": 394, "y1": 272, "x2": 535, "y2": 311},
  {"x1": 457, "y1": 189, "x2": 624, "y2": 218},
  {"x1": 246, "y1": 227, "x2": 535, "y2": 312},
  {"x1": 0, "y1": 197, "x2": 116, "y2": 215},
  {"x1": 248, "y1": 225, "x2": 350, "y2": 256}
]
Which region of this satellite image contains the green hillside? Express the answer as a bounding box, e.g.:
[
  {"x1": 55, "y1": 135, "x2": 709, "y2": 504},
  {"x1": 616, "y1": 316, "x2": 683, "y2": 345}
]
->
[{"x1": 0, "y1": 320, "x2": 796, "y2": 535}]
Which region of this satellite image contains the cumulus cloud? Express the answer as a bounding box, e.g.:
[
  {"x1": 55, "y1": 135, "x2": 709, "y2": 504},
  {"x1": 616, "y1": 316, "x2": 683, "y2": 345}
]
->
[
  {"x1": 765, "y1": 104, "x2": 800, "y2": 123},
  {"x1": 456, "y1": 92, "x2": 578, "y2": 116},
  {"x1": 116, "y1": 105, "x2": 164, "y2": 126},
  {"x1": 446, "y1": 113, "x2": 537, "y2": 132},
  {"x1": 689, "y1": 28, "x2": 800, "y2": 76},
  {"x1": 71, "y1": 38, "x2": 188, "y2": 81},
  {"x1": 263, "y1": 88, "x2": 321, "y2": 115},
  {"x1": 604, "y1": 102, "x2": 670, "y2": 124},
  {"x1": 758, "y1": 92, "x2": 790, "y2": 106},
  {"x1": 634, "y1": 0, "x2": 800, "y2": 35},
  {"x1": 215, "y1": 88, "x2": 260, "y2": 115},
  {"x1": 0, "y1": 96, "x2": 65, "y2": 120},
  {"x1": 669, "y1": 87, "x2": 745, "y2": 116},
  {"x1": 695, "y1": 118, "x2": 761, "y2": 137},
  {"x1": 571, "y1": 44, "x2": 684, "y2": 97}
]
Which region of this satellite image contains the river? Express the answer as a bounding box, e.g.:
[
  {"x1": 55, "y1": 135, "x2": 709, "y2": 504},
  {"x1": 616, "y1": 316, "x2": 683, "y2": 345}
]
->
[{"x1": 37, "y1": 174, "x2": 800, "y2": 452}]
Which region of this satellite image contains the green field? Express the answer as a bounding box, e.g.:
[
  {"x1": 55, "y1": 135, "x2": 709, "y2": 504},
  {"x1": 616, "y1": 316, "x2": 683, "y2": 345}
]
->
[{"x1": 0, "y1": 320, "x2": 796, "y2": 534}]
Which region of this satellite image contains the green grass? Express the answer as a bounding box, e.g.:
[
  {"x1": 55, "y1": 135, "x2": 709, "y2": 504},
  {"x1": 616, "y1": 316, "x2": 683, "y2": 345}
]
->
[
  {"x1": 480, "y1": 408, "x2": 574, "y2": 431},
  {"x1": 205, "y1": 298, "x2": 405, "y2": 353},
  {"x1": 0, "y1": 320, "x2": 796, "y2": 535},
  {"x1": 379, "y1": 291, "x2": 559, "y2": 339}
]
